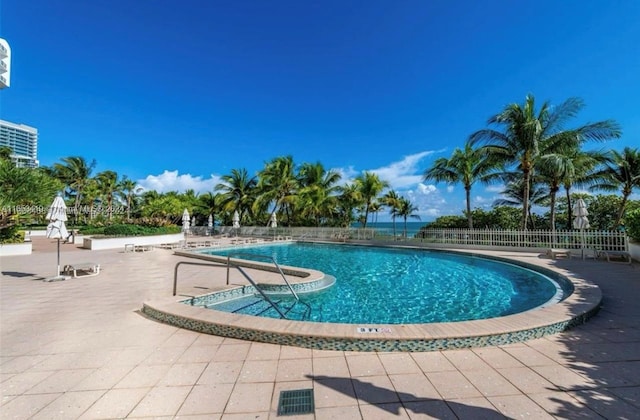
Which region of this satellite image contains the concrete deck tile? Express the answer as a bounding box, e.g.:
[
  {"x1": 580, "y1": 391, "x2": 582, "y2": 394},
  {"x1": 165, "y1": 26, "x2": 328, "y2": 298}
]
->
[
  {"x1": 237, "y1": 359, "x2": 278, "y2": 383},
  {"x1": 158, "y1": 362, "x2": 207, "y2": 386},
  {"x1": 312, "y1": 355, "x2": 350, "y2": 377},
  {"x1": 530, "y1": 364, "x2": 595, "y2": 391},
  {"x1": 176, "y1": 383, "x2": 233, "y2": 416},
  {"x1": 71, "y1": 364, "x2": 134, "y2": 391},
  {"x1": 345, "y1": 354, "x2": 387, "y2": 377},
  {"x1": 224, "y1": 382, "x2": 274, "y2": 413},
  {"x1": 443, "y1": 349, "x2": 492, "y2": 371},
  {"x1": 0, "y1": 393, "x2": 60, "y2": 420},
  {"x1": 127, "y1": 385, "x2": 192, "y2": 417},
  {"x1": 359, "y1": 402, "x2": 410, "y2": 418},
  {"x1": 496, "y1": 367, "x2": 556, "y2": 394},
  {"x1": 527, "y1": 391, "x2": 603, "y2": 419},
  {"x1": 447, "y1": 397, "x2": 504, "y2": 419},
  {"x1": 388, "y1": 373, "x2": 440, "y2": 401},
  {"x1": 378, "y1": 352, "x2": 421, "y2": 375},
  {"x1": 472, "y1": 347, "x2": 525, "y2": 369},
  {"x1": 424, "y1": 371, "x2": 483, "y2": 400},
  {"x1": 570, "y1": 388, "x2": 640, "y2": 419},
  {"x1": 351, "y1": 374, "x2": 399, "y2": 404},
  {"x1": 314, "y1": 405, "x2": 362, "y2": 419},
  {"x1": 312, "y1": 376, "x2": 358, "y2": 408},
  {"x1": 1, "y1": 370, "x2": 53, "y2": 396},
  {"x1": 114, "y1": 364, "x2": 172, "y2": 388},
  {"x1": 197, "y1": 361, "x2": 243, "y2": 384},
  {"x1": 462, "y1": 369, "x2": 522, "y2": 397},
  {"x1": 30, "y1": 389, "x2": 105, "y2": 420},
  {"x1": 410, "y1": 351, "x2": 457, "y2": 372},
  {"x1": 276, "y1": 357, "x2": 313, "y2": 382},
  {"x1": 488, "y1": 394, "x2": 554, "y2": 419},
  {"x1": 24, "y1": 368, "x2": 93, "y2": 394},
  {"x1": 177, "y1": 344, "x2": 220, "y2": 363}
]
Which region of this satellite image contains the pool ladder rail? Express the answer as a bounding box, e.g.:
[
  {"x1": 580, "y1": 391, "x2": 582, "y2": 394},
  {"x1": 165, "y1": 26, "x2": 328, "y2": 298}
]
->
[{"x1": 173, "y1": 252, "x2": 311, "y2": 320}]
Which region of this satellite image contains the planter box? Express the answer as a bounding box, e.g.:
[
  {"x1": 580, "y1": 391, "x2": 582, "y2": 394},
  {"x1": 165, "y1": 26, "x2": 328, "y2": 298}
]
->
[
  {"x1": 0, "y1": 242, "x2": 33, "y2": 256},
  {"x1": 82, "y1": 233, "x2": 185, "y2": 250}
]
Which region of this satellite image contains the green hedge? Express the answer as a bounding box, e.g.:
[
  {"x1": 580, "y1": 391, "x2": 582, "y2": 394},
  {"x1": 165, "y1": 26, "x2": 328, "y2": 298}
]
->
[
  {"x1": 626, "y1": 209, "x2": 640, "y2": 243},
  {"x1": 83, "y1": 224, "x2": 181, "y2": 237}
]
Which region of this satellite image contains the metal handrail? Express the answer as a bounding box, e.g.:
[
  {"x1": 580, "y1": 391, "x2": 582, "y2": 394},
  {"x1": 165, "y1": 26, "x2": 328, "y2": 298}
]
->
[
  {"x1": 172, "y1": 260, "x2": 287, "y2": 318},
  {"x1": 225, "y1": 252, "x2": 300, "y2": 301}
]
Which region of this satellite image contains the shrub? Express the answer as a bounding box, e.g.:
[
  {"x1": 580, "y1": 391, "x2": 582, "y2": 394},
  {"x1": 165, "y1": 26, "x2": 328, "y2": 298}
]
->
[{"x1": 626, "y1": 208, "x2": 640, "y2": 243}]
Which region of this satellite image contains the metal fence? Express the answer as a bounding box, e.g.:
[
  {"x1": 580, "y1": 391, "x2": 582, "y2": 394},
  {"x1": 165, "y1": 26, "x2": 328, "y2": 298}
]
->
[
  {"x1": 412, "y1": 228, "x2": 629, "y2": 252},
  {"x1": 188, "y1": 226, "x2": 629, "y2": 252}
]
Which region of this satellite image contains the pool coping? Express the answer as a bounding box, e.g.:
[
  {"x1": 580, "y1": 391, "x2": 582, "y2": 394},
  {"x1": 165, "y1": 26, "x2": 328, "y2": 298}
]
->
[{"x1": 141, "y1": 246, "x2": 602, "y2": 352}]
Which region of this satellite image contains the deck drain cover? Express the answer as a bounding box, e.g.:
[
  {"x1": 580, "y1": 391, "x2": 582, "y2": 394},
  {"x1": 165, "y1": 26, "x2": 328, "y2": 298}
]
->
[{"x1": 277, "y1": 388, "x2": 314, "y2": 416}]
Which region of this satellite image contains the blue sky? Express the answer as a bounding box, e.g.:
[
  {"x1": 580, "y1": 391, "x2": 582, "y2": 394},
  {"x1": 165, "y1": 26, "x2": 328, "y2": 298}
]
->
[{"x1": 1, "y1": 1, "x2": 638, "y2": 221}]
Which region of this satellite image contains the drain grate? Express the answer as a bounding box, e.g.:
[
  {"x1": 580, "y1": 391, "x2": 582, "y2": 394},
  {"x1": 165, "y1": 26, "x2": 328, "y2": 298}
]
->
[{"x1": 277, "y1": 388, "x2": 314, "y2": 416}]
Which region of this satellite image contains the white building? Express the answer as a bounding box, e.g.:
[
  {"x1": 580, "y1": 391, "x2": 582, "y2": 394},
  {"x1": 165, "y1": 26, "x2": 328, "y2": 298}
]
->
[
  {"x1": 0, "y1": 119, "x2": 39, "y2": 168},
  {"x1": 0, "y1": 38, "x2": 10, "y2": 89}
]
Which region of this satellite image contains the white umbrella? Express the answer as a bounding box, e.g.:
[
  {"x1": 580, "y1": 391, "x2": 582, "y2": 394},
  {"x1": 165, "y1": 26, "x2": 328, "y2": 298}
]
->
[
  {"x1": 45, "y1": 194, "x2": 69, "y2": 281},
  {"x1": 232, "y1": 210, "x2": 240, "y2": 236},
  {"x1": 182, "y1": 209, "x2": 190, "y2": 233},
  {"x1": 270, "y1": 212, "x2": 277, "y2": 240},
  {"x1": 191, "y1": 216, "x2": 196, "y2": 228},
  {"x1": 572, "y1": 198, "x2": 590, "y2": 259},
  {"x1": 208, "y1": 214, "x2": 213, "y2": 235}
]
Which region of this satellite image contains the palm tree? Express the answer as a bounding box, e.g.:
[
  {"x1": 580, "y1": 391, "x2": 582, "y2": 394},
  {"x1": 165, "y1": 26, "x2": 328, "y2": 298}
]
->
[
  {"x1": 119, "y1": 177, "x2": 141, "y2": 220},
  {"x1": 423, "y1": 141, "x2": 497, "y2": 228},
  {"x1": 297, "y1": 162, "x2": 342, "y2": 226},
  {"x1": 381, "y1": 190, "x2": 402, "y2": 238},
  {"x1": 493, "y1": 177, "x2": 548, "y2": 229},
  {"x1": 53, "y1": 156, "x2": 96, "y2": 223},
  {"x1": 255, "y1": 156, "x2": 298, "y2": 225},
  {"x1": 589, "y1": 147, "x2": 640, "y2": 227},
  {"x1": 95, "y1": 170, "x2": 120, "y2": 220},
  {"x1": 335, "y1": 183, "x2": 361, "y2": 228},
  {"x1": 396, "y1": 197, "x2": 421, "y2": 238},
  {"x1": 354, "y1": 171, "x2": 389, "y2": 229},
  {"x1": 215, "y1": 168, "x2": 257, "y2": 225},
  {"x1": 470, "y1": 95, "x2": 621, "y2": 229}
]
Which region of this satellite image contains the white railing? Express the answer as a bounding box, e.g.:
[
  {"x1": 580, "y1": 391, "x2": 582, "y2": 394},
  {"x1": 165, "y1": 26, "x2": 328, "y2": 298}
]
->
[
  {"x1": 412, "y1": 228, "x2": 629, "y2": 252},
  {"x1": 184, "y1": 226, "x2": 629, "y2": 253}
]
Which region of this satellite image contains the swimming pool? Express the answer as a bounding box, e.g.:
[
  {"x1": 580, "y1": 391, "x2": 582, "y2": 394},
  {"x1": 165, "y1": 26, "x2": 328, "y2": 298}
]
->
[{"x1": 200, "y1": 243, "x2": 569, "y2": 324}]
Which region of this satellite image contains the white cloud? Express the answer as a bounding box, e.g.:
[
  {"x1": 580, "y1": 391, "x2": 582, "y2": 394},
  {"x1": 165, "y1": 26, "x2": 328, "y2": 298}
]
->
[
  {"x1": 138, "y1": 170, "x2": 221, "y2": 194},
  {"x1": 446, "y1": 185, "x2": 455, "y2": 193},
  {"x1": 333, "y1": 165, "x2": 359, "y2": 185},
  {"x1": 369, "y1": 150, "x2": 436, "y2": 189},
  {"x1": 485, "y1": 184, "x2": 505, "y2": 193}
]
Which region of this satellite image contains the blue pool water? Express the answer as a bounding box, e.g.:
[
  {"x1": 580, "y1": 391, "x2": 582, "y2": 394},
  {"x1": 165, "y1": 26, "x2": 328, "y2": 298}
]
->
[{"x1": 201, "y1": 243, "x2": 566, "y2": 324}]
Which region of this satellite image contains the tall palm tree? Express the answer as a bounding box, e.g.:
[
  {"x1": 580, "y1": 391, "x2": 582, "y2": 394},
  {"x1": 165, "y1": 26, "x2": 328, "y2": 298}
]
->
[
  {"x1": 493, "y1": 177, "x2": 548, "y2": 229},
  {"x1": 336, "y1": 183, "x2": 361, "y2": 228},
  {"x1": 119, "y1": 177, "x2": 141, "y2": 220},
  {"x1": 255, "y1": 156, "x2": 299, "y2": 225},
  {"x1": 354, "y1": 171, "x2": 389, "y2": 229},
  {"x1": 470, "y1": 95, "x2": 621, "y2": 229},
  {"x1": 381, "y1": 190, "x2": 402, "y2": 237},
  {"x1": 423, "y1": 141, "x2": 497, "y2": 228},
  {"x1": 297, "y1": 162, "x2": 342, "y2": 226},
  {"x1": 53, "y1": 156, "x2": 96, "y2": 223},
  {"x1": 95, "y1": 170, "x2": 120, "y2": 220},
  {"x1": 396, "y1": 197, "x2": 421, "y2": 238},
  {"x1": 215, "y1": 168, "x2": 257, "y2": 224},
  {"x1": 589, "y1": 147, "x2": 640, "y2": 227}
]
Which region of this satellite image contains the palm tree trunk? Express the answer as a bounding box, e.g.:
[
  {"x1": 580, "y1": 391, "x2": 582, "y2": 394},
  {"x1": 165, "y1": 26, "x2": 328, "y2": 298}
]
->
[
  {"x1": 615, "y1": 194, "x2": 629, "y2": 228},
  {"x1": 465, "y1": 186, "x2": 473, "y2": 229},
  {"x1": 565, "y1": 187, "x2": 572, "y2": 230},
  {"x1": 522, "y1": 170, "x2": 531, "y2": 230}
]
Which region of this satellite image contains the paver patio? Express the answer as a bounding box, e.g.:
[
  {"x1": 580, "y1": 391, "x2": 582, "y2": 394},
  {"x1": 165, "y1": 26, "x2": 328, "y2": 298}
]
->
[{"x1": 1, "y1": 237, "x2": 639, "y2": 419}]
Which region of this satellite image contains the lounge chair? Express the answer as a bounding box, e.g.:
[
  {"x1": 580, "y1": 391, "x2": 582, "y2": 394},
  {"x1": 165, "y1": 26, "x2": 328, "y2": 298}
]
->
[{"x1": 596, "y1": 250, "x2": 632, "y2": 264}]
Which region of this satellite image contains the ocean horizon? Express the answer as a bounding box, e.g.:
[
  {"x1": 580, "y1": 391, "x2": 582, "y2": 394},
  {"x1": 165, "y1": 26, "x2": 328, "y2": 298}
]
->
[{"x1": 352, "y1": 221, "x2": 427, "y2": 236}]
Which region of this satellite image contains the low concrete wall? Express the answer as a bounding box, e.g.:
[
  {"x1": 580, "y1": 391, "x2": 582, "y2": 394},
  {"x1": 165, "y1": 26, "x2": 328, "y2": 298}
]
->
[
  {"x1": 82, "y1": 233, "x2": 185, "y2": 250},
  {"x1": 0, "y1": 242, "x2": 33, "y2": 256},
  {"x1": 629, "y1": 242, "x2": 640, "y2": 263}
]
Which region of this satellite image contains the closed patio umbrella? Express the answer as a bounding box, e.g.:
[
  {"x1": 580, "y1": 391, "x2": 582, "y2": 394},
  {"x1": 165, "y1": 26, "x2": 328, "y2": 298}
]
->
[
  {"x1": 232, "y1": 210, "x2": 240, "y2": 236},
  {"x1": 45, "y1": 194, "x2": 69, "y2": 281},
  {"x1": 270, "y1": 212, "x2": 277, "y2": 240},
  {"x1": 208, "y1": 214, "x2": 213, "y2": 235},
  {"x1": 182, "y1": 209, "x2": 190, "y2": 234},
  {"x1": 572, "y1": 198, "x2": 590, "y2": 259}
]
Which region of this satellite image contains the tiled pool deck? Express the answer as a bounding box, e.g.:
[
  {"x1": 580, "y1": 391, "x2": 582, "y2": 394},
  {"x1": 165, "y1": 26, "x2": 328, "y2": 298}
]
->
[{"x1": 1, "y1": 237, "x2": 639, "y2": 418}]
